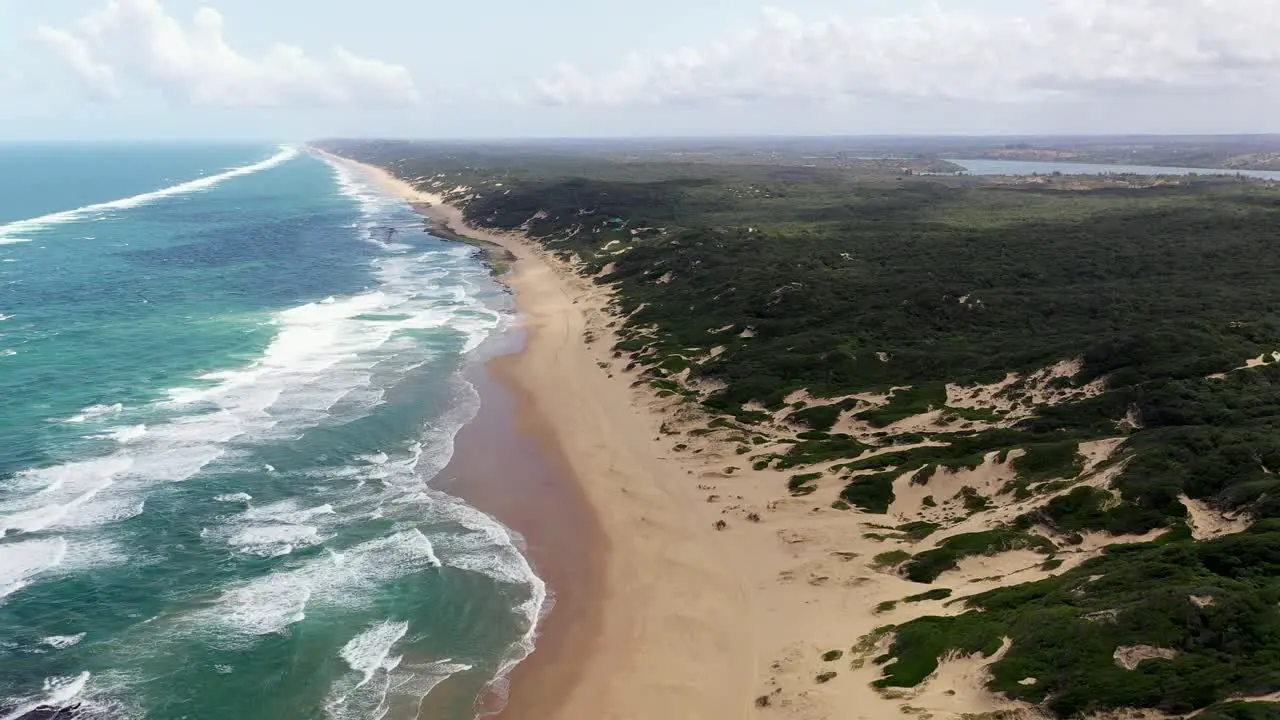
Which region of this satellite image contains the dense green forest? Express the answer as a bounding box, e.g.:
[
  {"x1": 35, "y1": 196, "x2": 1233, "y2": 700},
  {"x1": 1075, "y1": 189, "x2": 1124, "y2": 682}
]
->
[{"x1": 322, "y1": 139, "x2": 1280, "y2": 717}]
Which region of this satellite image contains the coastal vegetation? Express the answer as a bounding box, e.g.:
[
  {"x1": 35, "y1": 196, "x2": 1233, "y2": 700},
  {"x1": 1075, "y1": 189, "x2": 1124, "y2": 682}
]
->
[
  {"x1": 321, "y1": 138, "x2": 1280, "y2": 718},
  {"x1": 876, "y1": 527, "x2": 1280, "y2": 716}
]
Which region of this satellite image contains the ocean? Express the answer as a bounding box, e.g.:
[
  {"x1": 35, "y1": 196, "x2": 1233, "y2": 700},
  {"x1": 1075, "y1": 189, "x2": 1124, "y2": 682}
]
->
[{"x1": 0, "y1": 144, "x2": 543, "y2": 719}]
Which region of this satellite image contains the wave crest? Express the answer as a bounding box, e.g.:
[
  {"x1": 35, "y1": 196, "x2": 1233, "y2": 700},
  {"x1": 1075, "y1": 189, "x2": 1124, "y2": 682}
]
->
[{"x1": 0, "y1": 146, "x2": 299, "y2": 241}]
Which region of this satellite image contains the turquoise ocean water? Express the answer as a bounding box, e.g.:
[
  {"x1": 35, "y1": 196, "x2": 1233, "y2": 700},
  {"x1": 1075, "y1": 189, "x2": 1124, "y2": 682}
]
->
[{"x1": 0, "y1": 144, "x2": 543, "y2": 719}]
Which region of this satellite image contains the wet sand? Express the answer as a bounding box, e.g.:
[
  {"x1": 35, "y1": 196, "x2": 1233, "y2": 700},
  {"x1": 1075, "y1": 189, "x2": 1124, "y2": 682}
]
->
[{"x1": 435, "y1": 337, "x2": 604, "y2": 719}]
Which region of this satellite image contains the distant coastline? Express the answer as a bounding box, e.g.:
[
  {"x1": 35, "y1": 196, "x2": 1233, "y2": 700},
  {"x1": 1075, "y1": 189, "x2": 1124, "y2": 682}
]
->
[
  {"x1": 943, "y1": 148, "x2": 1280, "y2": 172},
  {"x1": 951, "y1": 156, "x2": 1280, "y2": 180}
]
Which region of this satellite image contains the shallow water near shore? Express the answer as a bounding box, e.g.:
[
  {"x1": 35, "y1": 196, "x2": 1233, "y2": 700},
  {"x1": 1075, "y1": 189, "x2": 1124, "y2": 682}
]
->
[{"x1": 0, "y1": 144, "x2": 544, "y2": 719}]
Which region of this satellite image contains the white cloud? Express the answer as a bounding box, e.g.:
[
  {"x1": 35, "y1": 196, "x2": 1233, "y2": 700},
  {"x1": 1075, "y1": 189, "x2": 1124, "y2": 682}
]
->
[
  {"x1": 36, "y1": 0, "x2": 419, "y2": 108},
  {"x1": 529, "y1": 0, "x2": 1280, "y2": 107},
  {"x1": 35, "y1": 26, "x2": 120, "y2": 101}
]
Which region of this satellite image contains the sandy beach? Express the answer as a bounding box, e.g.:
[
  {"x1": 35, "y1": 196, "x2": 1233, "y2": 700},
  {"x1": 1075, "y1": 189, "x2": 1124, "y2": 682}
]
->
[
  {"x1": 319, "y1": 150, "x2": 1101, "y2": 720},
  {"x1": 432, "y1": 341, "x2": 605, "y2": 719}
]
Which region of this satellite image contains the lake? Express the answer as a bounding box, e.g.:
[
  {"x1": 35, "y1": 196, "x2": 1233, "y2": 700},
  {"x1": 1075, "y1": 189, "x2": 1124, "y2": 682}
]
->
[{"x1": 952, "y1": 158, "x2": 1280, "y2": 181}]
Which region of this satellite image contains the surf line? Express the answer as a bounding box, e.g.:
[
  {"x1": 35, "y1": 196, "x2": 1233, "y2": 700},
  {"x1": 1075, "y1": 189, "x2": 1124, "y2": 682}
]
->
[{"x1": 0, "y1": 145, "x2": 301, "y2": 240}]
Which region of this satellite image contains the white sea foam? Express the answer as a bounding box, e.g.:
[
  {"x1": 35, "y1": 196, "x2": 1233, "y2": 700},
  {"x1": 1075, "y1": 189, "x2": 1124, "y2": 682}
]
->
[
  {"x1": 0, "y1": 238, "x2": 30, "y2": 245},
  {"x1": 0, "y1": 457, "x2": 134, "y2": 537},
  {"x1": 55, "y1": 499, "x2": 145, "y2": 532},
  {"x1": 42, "y1": 633, "x2": 86, "y2": 649},
  {"x1": 0, "y1": 672, "x2": 91, "y2": 720},
  {"x1": 204, "y1": 529, "x2": 441, "y2": 640},
  {"x1": 1, "y1": 148, "x2": 544, "y2": 710},
  {"x1": 204, "y1": 499, "x2": 338, "y2": 557},
  {"x1": 429, "y1": 495, "x2": 549, "y2": 698},
  {"x1": 0, "y1": 537, "x2": 126, "y2": 603},
  {"x1": 313, "y1": 439, "x2": 547, "y2": 708},
  {"x1": 227, "y1": 525, "x2": 324, "y2": 557},
  {"x1": 1, "y1": 245, "x2": 499, "y2": 554},
  {"x1": 0, "y1": 537, "x2": 67, "y2": 601},
  {"x1": 275, "y1": 393, "x2": 548, "y2": 699},
  {"x1": 0, "y1": 156, "x2": 501, "y2": 602},
  {"x1": 326, "y1": 659, "x2": 469, "y2": 720},
  {"x1": 65, "y1": 403, "x2": 124, "y2": 423},
  {"x1": 243, "y1": 500, "x2": 336, "y2": 522},
  {"x1": 325, "y1": 620, "x2": 415, "y2": 720},
  {"x1": 0, "y1": 146, "x2": 299, "y2": 241},
  {"x1": 213, "y1": 571, "x2": 312, "y2": 636},
  {"x1": 215, "y1": 493, "x2": 253, "y2": 503},
  {"x1": 361, "y1": 452, "x2": 389, "y2": 466},
  {"x1": 386, "y1": 660, "x2": 473, "y2": 704},
  {"x1": 318, "y1": 152, "x2": 402, "y2": 249},
  {"x1": 91, "y1": 424, "x2": 148, "y2": 444},
  {"x1": 340, "y1": 621, "x2": 410, "y2": 687}
]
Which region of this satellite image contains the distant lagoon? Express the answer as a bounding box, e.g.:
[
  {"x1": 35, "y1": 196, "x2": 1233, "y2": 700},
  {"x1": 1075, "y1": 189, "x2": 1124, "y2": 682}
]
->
[{"x1": 952, "y1": 157, "x2": 1280, "y2": 181}]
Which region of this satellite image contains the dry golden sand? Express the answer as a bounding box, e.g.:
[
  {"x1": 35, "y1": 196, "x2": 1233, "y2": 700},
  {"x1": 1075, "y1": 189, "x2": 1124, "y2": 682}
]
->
[{"x1": 320, "y1": 150, "x2": 1152, "y2": 720}]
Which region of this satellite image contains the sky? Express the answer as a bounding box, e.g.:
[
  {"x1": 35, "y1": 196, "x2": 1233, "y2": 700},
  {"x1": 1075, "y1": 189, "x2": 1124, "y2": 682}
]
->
[{"x1": 2, "y1": 0, "x2": 1280, "y2": 140}]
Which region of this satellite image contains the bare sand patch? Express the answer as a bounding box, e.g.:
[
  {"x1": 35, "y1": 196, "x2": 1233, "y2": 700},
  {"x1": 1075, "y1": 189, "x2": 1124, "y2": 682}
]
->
[
  {"x1": 946, "y1": 359, "x2": 1107, "y2": 420},
  {"x1": 1181, "y1": 495, "x2": 1252, "y2": 539},
  {"x1": 1114, "y1": 645, "x2": 1178, "y2": 671}
]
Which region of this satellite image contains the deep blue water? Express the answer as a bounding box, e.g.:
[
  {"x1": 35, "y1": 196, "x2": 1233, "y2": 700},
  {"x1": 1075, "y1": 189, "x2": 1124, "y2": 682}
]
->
[{"x1": 0, "y1": 144, "x2": 541, "y2": 719}]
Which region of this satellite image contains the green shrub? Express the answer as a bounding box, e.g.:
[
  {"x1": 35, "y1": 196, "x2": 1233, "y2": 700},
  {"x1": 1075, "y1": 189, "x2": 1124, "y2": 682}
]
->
[
  {"x1": 1013, "y1": 441, "x2": 1084, "y2": 481},
  {"x1": 904, "y1": 530, "x2": 1056, "y2": 584},
  {"x1": 873, "y1": 615, "x2": 1004, "y2": 688},
  {"x1": 858, "y1": 384, "x2": 948, "y2": 428},
  {"x1": 873, "y1": 550, "x2": 911, "y2": 569},
  {"x1": 840, "y1": 471, "x2": 899, "y2": 513},
  {"x1": 777, "y1": 435, "x2": 871, "y2": 469},
  {"x1": 788, "y1": 472, "x2": 823, "y2": 496},
  {"x1": 789, "y1": 404, "x2": 845, "y2": 432},
  {"x1": 946, "y1": 405, "x2": 1005, "y2": 422},
  {"x1": 876, "y1": 530, "x2": 1280, "y2": 716},
  {"x1": 913, "y1": 465, "x2": 939, "y2": 485},
  {"x1": 897, "y1": 521, "x2": 941, "y2": 541},
  {"x1": 903, "y1": 588, "x2": 953, "y2": 603},
  {"x1": 959, "y1": 486, "x2": 991, "y2": 514}
]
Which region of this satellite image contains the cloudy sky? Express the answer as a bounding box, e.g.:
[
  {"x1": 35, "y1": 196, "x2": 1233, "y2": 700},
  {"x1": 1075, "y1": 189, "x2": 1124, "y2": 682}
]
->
[{"x1": 3, "y1": 0, "x2": 1279, "y2": 140}]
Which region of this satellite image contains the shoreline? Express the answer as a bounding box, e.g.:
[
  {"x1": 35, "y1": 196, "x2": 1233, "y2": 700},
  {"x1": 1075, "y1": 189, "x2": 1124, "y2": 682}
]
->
[
  {"x1": 322, "y1": 151, "x2": 758, "y2": 718},
  {"x1": 408, "y1": 203, "x2": 517, "y2": 276},
  {"x1": 318, "y1": 148, "x2": 608, "y2": 714},
  {"x1": 433, "y1": 334, "x2": 604, "y2": 719},
  {"x1": 321, "y1": 148, "x2": 1051, "y2": 720}
]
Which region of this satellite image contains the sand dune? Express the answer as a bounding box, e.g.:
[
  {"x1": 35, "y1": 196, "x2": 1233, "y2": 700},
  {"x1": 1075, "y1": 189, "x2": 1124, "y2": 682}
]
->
[{"x1": 326, "y1": 151, "x2": 1154, "y2": 720}]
